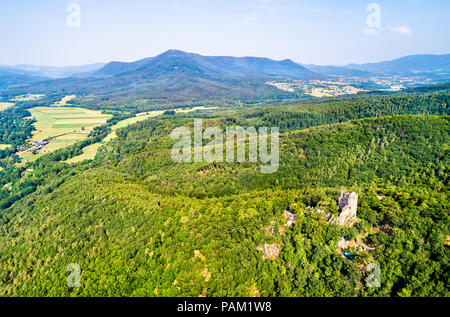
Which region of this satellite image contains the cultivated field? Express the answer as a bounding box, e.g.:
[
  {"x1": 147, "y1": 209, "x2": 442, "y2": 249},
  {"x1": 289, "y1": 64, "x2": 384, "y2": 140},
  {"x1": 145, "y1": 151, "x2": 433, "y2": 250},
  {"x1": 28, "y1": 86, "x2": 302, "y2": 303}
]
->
[
  {"x1": 0, "y1": 102, "x2": 15, "y2": 111},
  {"x1": 103, "y1": 110, "x2": 164, "y2": 142},
  {"x1": 103, "y1": 106, "x2": 214, "y2": 142},
  {"x1": 18, "y1": 107, "x2": 112, "y2": 163},
  {"x1": 67, "y1": 110, "x2": 165, "y2": 163},
  {"x1": 29, "y1": 107, "x2": 111, "y2": 141}
]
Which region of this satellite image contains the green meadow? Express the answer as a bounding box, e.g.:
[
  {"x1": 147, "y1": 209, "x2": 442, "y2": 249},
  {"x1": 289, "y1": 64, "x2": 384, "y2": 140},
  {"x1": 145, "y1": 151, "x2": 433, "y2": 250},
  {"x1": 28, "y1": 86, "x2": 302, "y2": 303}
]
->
[
  {"x1": 28, "y1": 107, "x2": 111, "y2": 141},
  {"x1": 18, "y1": 107, "x2": 112, "y2": 163}
]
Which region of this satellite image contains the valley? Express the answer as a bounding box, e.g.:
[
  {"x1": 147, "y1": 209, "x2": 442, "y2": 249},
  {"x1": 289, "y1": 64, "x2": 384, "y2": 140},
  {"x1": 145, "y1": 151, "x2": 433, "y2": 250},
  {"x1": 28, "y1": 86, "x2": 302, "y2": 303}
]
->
[
  {"x1": 1, "y1": 0, "x2": 449, "y2": 303},
  {"x1": 3, "y1": 51, "x2": 449, "y2": 112}
]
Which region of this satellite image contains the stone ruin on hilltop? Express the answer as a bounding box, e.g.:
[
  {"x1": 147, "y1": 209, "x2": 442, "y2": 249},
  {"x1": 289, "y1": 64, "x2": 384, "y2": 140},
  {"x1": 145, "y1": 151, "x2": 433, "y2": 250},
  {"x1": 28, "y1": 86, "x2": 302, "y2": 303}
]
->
[{"x1": 335, "y1": 190, "x2": 358, "y2": 226}]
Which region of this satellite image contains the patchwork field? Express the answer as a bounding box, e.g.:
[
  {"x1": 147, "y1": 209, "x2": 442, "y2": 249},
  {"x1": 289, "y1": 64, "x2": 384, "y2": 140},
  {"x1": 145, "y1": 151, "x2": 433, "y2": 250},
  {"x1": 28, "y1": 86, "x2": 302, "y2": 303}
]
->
[
  {"x1": 28, "y1": 107, "x2": 111, "y2": 141},
  {"x1": 0, "y1": 102, "x2": 15, "y2": 111},
  {"x1": 18, "y1": 107, "x2": 112, "y2": 163}
]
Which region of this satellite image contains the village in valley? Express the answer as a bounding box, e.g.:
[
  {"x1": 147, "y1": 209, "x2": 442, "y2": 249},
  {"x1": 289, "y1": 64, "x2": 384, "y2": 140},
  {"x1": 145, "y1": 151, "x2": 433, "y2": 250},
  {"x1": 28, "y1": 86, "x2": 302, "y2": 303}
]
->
[{"x1": 266, "y1": 75, "x2": 435, "y2": 97}]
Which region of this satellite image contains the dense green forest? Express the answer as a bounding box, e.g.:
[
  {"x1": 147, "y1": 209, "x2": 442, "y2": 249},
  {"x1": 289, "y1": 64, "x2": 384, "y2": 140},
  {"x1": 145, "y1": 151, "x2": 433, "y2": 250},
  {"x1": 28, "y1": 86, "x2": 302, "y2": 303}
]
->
[
  {"x1": 0, "y1": 89, "x2": 448, "y2": 297},
  {"x1": 0, "y1": 108, "x2": 35, "y2": 149}
]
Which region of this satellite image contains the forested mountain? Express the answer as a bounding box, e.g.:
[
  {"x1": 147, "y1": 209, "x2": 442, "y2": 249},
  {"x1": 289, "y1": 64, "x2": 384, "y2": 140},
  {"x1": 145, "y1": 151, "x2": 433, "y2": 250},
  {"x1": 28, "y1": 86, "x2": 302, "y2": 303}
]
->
[
  {"x1": 345, "y1": 54, "x2": 450, "y2": 79},
  {"x1": 93, "y1": 50, "x2": 321, "y2": 79},
  {"x1": 0, "y1": 67, "x2": 49, "y2": 89},
  {"x1": 0, "y1": 89, "x2": 448, "y2": 297},
  {"x1": 4, "y1": 53, "x2": 450, "y2": 82},
  {"x1": 2, "y1": 52, "x2": 450, "y2": 107},
  {"x1": 90, "y1": 58, "x2": 155, "y2": 78},
  {"x1": 300, "y1": 64, "x2": 373, "y2": 77},
  {"x1": 3, "y1": 50, "x2": 322, "y2": 103},
  {"x1": 13, "y1": 63, "x2": 106, "y2": 79}
]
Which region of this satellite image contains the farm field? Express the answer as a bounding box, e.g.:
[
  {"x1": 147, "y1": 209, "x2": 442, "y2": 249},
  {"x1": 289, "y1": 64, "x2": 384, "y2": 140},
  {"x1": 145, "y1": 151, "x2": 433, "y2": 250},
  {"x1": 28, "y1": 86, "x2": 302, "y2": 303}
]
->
[
  {"x1": 103, "y1": 106, "x2": 213, "y2": 142},
  {"x1": 0, "y1": 102, "x2": 15, "y2": 111},
  {"x1": 0, "y1": 144, "x2": 11, "y2": 150},
  {"x1": 18, "y1": 107, "x2": 112, "y2": 163},
  {"x1": 28, "y1": 107, "x2": 112, "y2": 141}
]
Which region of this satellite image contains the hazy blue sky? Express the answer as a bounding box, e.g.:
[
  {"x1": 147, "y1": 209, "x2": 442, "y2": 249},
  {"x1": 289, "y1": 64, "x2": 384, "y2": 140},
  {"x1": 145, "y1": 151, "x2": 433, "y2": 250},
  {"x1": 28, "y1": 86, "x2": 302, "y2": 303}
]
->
[{"x1": 1, "y1": 0, "x2": 449, "y2": 66}]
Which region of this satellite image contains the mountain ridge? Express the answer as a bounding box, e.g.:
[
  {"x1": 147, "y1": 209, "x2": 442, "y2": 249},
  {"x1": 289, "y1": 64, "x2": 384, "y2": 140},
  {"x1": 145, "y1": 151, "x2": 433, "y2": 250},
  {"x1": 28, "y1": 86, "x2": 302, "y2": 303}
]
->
[
  {"x1": 344, "y1": 53, "x2": 450, "y2": 77},
  {"x1": 92, "y1": 49, "x2": 321, "y2": 80},
  {"x1": 1, "y1": 51, "x2": 449, "y2": 104},
  {"x1": 3, "y1": 51, "x2": 450, "y2": 79}
]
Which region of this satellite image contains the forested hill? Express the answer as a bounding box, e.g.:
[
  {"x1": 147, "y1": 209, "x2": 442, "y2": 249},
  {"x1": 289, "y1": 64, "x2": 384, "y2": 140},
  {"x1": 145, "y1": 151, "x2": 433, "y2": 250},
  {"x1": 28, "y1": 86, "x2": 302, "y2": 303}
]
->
[
  {"x1": 0, "y1": 67, "x2": 49, "y2": 89},
  {"x1": 2, "y1": 50, "x2": 322, "y2": 105},
  {"x1": 0, "y1": 89, "x2": 448, "y2": 296},
  {"x1": 345, "y1": 54, "x2": 450, "y2": 79},
  {"x1": 93, "y1": 50, "x2": 320, "y2": 79},
  {"x1": 203, "y1": 93, "x2": 450, "y2": 133}
]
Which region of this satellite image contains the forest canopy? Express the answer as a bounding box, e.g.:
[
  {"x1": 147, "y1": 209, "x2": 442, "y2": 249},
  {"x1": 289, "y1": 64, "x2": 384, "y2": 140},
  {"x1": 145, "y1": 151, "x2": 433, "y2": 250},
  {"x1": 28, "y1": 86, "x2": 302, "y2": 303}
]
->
[{"x1": 0, "y1": 89, "x2": 448, "y2": 297}]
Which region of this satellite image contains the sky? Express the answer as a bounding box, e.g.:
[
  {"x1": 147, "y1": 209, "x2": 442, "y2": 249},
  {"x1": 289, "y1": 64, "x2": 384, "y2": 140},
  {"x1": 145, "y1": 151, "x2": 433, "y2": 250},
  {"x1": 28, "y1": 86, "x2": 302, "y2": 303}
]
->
[{"x1": 0, "y1": 0, "x2": 449, "y2": 66}]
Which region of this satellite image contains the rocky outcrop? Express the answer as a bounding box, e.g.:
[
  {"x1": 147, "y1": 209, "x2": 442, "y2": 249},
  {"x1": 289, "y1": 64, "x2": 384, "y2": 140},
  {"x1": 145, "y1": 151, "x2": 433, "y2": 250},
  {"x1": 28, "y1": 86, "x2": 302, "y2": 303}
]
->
[
  {"x1": 283, "y1": 210, "x2": 297, "y2": 227},
  {"x1": 337, "y1": 237, "x2": 356, "y2": 253},
  {"x1": 260, "y1": 243, "x2": 280, "y2": 260},
  {"x1": 336, "y1": 190, "x2": 358, "y2": 226}
]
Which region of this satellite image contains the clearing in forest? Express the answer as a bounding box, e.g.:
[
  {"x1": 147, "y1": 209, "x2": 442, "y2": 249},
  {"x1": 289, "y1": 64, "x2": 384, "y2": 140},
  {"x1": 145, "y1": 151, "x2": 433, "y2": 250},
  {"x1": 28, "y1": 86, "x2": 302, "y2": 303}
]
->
[{"x1": 54, "y1": 95, "x2": 76, "y2": 106}]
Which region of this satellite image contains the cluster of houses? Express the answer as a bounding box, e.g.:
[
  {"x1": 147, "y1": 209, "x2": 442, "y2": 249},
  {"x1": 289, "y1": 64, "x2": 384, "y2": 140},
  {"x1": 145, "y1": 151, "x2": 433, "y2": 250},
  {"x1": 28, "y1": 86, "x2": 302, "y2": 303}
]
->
[{"x1": 31, "y1": 140, "x2": 48, "y2": 151}]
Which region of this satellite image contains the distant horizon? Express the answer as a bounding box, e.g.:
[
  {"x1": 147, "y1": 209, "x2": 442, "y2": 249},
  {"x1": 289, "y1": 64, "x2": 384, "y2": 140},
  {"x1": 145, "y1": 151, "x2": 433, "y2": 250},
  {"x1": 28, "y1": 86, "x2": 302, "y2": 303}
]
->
[
  {"x1": 2, "y1": 50, "x2": 449, "y2": 68},
  {"x1": 1, "y1": 0, "x2": 449, "y2": 67}
]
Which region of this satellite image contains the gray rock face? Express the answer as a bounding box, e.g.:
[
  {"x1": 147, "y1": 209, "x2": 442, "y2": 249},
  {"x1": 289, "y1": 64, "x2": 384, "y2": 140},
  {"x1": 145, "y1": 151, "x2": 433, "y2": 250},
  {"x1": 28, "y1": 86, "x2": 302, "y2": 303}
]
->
[
  {"x1": 284, "y1": 210, "x2": 297, "y2": 227},
  {"x1": 263, "y1": 243, "x2": 280, "y2": 260},
  {"x1": 336, "y1": 190, "x2": 358, "y2": 226}
]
